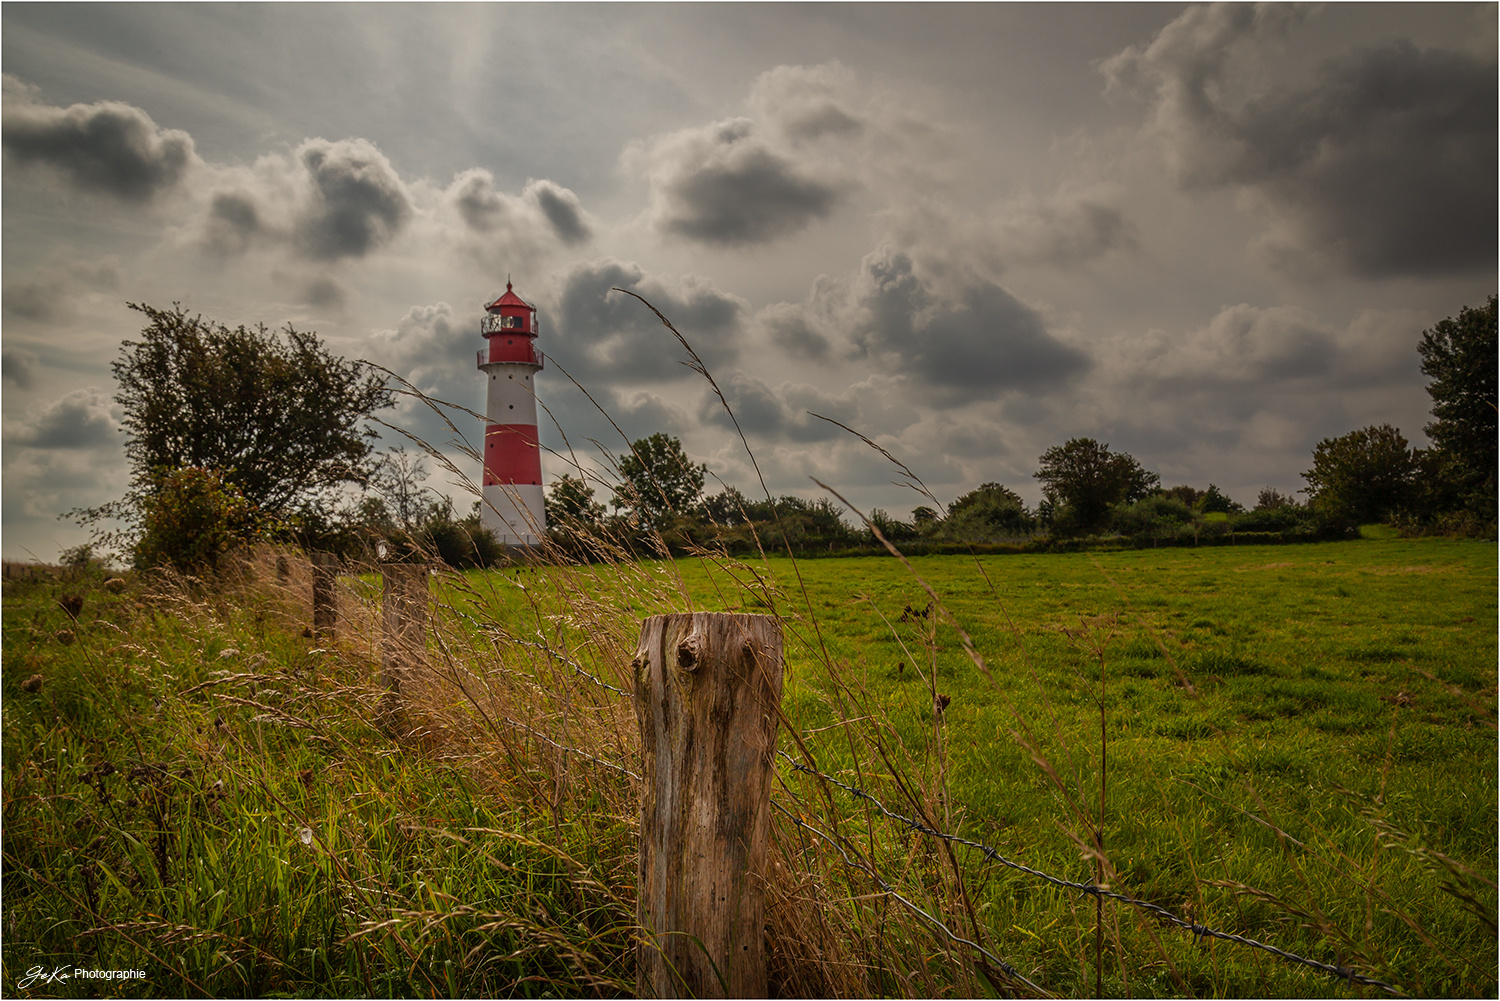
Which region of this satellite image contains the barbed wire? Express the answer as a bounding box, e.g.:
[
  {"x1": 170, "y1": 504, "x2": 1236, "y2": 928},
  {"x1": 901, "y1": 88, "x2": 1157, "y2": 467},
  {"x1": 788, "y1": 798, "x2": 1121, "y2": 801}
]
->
[
  {"x1": 439, "y1": 601, "x2": 634, "y2": 699},
  {"x1": 770, "y1": 798, "x2": 1050, "y2": 998},
  {"x1": 512, "y1": 633, "x2": 634, "y2": 698},
  {"x1": 778, "y1": 751, "x2": 1405, "y2": 996},
  {"x1": 497, "y1": 715, "x2": 641, "y2": 782}
]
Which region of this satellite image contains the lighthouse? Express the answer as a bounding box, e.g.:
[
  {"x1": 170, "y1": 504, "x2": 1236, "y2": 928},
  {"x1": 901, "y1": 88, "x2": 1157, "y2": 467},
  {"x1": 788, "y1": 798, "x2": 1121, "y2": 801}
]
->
[{"x1": 477, "y1": 281, "x2": 547, "y2": 546}]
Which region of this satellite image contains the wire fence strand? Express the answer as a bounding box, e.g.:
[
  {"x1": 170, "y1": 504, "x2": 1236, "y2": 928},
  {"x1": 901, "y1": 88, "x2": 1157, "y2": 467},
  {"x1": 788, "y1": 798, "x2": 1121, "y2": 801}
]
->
[
  {"x1": 770, "y1": 799, "x2": 1051, "y2": 998},
  {"x1": 778, "y1": 751, "x2": 1405, "y2": 996}
]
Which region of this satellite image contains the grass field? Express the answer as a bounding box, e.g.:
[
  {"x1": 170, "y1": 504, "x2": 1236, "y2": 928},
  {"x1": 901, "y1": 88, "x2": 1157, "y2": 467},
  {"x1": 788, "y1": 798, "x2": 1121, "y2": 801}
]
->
[{"x1": 3, "y1": 537, "x2": 1495, "y2": 997}]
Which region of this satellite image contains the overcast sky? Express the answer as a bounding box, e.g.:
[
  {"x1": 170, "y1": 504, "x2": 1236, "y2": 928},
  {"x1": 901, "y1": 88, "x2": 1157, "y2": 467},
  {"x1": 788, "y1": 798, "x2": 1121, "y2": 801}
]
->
[{"x1": 3, "y1": 3, "x2": 1495, "y2": 562}]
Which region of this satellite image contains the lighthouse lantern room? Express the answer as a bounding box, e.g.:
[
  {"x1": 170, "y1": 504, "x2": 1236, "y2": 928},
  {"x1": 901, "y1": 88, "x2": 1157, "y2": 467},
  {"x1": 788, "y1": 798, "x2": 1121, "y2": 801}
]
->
[{"x1": 477, "y1": 281, "x2": 547, "y2": 545}]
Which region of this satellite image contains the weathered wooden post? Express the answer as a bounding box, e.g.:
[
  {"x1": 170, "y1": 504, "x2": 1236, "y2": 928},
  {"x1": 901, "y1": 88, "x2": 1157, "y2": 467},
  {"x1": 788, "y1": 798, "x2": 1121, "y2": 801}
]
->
[
  {"x1": 311, "y1": 552, "x2": 337, "y2": 639},
  {"x1": 379, "y1": 557, "x2": 427, "y2": 733},
  {"x1": 633, "y1": 612, "x2": 784, "y2": 999}
]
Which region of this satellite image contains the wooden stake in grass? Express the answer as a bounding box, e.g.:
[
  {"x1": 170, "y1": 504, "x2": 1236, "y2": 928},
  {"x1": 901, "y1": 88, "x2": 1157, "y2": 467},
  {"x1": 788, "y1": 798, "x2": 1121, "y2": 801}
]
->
[
  {"x1": 380, "y1": 559, "x2": 427, "y2": 733},
  {"x1": 312, "y1": 552, "x2": 337, "y2": 640},
  {"x1": 633, "y1": 612, "x2": 784, "y2": 999}
]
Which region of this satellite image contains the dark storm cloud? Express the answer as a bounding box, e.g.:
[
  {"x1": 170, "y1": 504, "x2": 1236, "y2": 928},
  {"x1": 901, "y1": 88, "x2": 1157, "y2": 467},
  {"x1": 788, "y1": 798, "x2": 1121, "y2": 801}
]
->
[
  {"x1": 451, "y1": 170, "x2": 505, "y2": 231},
  {"x1": 366, "y1": 302, "x2": 489, "y2": 464},
  {"x1": 994, "y1": 195, "x2": 1135, "y2": 268},
  {"x1": 550, "y1": 259, "x2": 747, "y2": 382},
  {"x1": 750, "y1": 63, "x2": 867, "y2": 143},
  {"x1": 3, "y1": 256, "x2": 122, "y2": 324},
  {"x1": 294, "y1": 139, "x2": 412, "y2": 260},
  {"x1": 1245, "y1": 42, "x2": 1497, "y2": 277},
  {"x1": 1105, "y1": 304, "x2": 1338, "y2": 391},
  {"x1": 373, "y1": 301, "x2": 465, "y2": 400},
  {"x1": 2, "y1": 281, "x2": 60, "y2": 323},
  {"x1": 10, "y1": 389, "x2": 116, "y2": 449},
  {"x1": 444, "y1": 170, "x2": 592, "y2": 265},
  {"x1": 201, "y1": 192, "x2": 261, "y2": 258},
  {"x1": 697, "y1": 373, "x2": 852, "y2": 443},
  {"x1": 529, "y1": 180, "x2": 591, "y2": 246},
  {"x1": 3, "y1": 349, "x2": 38, "y2": 388},
  {"x1": 1, "y1": 83, "x2": 196, "y2": 201},
  {"x1": 639, "y1": 118, "x2": 842, "y2": 246},
  {"x1": 538, "y1": 385, "x2": 693, "y2": 471},
  {"x1": 1106, "y1": 6, "x2": 1497, "y2": 278},
  {"x1": 844, "y1": 249, "x2": 1089, "y2": 399},
  {"x1": 1086, "y1": 303, "x2": 1429, "y2": 471},
  {"x1": 302, "y1": 275, "x2": 347, "y2": 310},
  {"x1": 758, "y1": 302, "x2": 831, "y2": 361}
]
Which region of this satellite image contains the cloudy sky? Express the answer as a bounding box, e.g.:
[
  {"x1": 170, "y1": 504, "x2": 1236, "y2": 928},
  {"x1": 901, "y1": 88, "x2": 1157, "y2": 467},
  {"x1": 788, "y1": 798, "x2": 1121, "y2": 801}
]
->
[{"x1": 3, "y1": 3, "x2": 1495, "y2": 561}]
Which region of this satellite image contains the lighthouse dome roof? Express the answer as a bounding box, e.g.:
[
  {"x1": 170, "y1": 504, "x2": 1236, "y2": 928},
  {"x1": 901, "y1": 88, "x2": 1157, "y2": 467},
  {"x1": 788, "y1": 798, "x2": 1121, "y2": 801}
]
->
[{"x1": 485, "y1": 282, "x2": 531, "y2": 312}]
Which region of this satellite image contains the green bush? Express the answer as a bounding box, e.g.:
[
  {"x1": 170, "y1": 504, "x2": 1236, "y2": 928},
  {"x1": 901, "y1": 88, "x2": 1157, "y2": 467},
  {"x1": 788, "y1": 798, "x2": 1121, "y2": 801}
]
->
[
  {"x1": 1112, "y1": 495, "x2": 1194, "y2": 538},
  {"x1": 938, "y1": 482, "x2": 1037, "y2": 541},
  {"x1": 133, "y1": 467, "x2": 261, "y2": 573},
  {"x1": 1232, "y1": 506, "x2": 1305, "y2": 532}
]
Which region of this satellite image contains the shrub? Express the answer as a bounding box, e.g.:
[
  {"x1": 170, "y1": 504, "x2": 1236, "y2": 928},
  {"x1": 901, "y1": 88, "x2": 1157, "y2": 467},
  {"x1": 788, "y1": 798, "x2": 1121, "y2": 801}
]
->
[
  {"x1": 133, "y1": 467, "x2": 260, "y2": 573},
  {"x1": 1113, "y1": 496, "x2": 1194, "y2": 538},
  {"x1": 939, "y1": 483, "x2": 1037, "y2": 541}
]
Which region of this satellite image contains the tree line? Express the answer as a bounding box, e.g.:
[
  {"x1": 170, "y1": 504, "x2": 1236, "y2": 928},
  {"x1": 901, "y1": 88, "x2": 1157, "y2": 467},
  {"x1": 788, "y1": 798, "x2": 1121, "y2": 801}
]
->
[
  {"x1": 71, "y1": 297, "x2": 1494, "y2": 572},
  {"x1": 550, "y1": 297, "x2": 1494, "y2": 556}
]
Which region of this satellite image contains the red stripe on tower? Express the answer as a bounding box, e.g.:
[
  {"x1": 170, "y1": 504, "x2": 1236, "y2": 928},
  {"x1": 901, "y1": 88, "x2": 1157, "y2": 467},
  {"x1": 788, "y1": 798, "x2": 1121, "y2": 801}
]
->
[{"x1": 483, "y1": 424, "x2": 542, "y2": 486}]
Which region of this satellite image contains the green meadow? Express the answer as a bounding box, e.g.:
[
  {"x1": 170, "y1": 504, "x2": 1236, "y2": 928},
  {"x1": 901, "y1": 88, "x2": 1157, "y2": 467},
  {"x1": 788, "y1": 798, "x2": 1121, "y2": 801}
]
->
[{"x1": 3, "y1": 537, "x2": 1495, "y2": 997}]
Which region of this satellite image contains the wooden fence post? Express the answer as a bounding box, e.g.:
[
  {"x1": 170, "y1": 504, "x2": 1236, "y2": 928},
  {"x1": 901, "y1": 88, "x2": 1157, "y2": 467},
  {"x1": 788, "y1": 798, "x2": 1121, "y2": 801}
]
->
[
  {"x1": 633, "y1": 612, "x2": 784, "y2": 999},
  {"x1": 380, "y1": 560, "x2": 428, "y2": 733},
  {"x1": 311, "y1": 553, "x2": 337, "y2": 639}
]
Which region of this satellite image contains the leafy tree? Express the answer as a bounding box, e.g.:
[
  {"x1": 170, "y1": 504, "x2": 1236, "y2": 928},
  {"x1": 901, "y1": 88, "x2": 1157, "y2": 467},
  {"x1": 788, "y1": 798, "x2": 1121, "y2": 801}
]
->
[
  {"x1": 1196, "y1": 483, "x2": 1243, "y2": 516},
  {"x1": 757, "y1": 495, "x2": 857, "y2": 550},
  {"x1": 1035, "y1": 438, "x2": 1159, "y2": 534},
  {"x1": 698, "y1": 486, "x2": 752, "y2": 526},
  {"x1": 868, "y1": 508, "x2": 918, "y2": 543},
  {"x1": 370, "y1": 446, "x2": 437, "y2": 530},
  {"x1": 133, "y1": 466, "x2": 260, "y2": 572},
  {"x1": 1418, "y1": 296, "x2": 1497, "y2": 521},
  {"x1": 417, "y1": 504, "x2": 503, "y2": 569},
  {"x1": 1112, "y1": 495, "x2": 1194, "y2": 538},
  {"x1": 1255, "y1": 487, "x2": 1297, "y2": 511},
  {"x1": 113, "y1": 302, "x2": 392, "y2": 519},
  {"x1": 546, "y1": 474, "x2": 606, "y2": 529},
  {"x1": 612, "y1": 433, "x2": 706, "y2": 528},
  {"x1": 1159, "y1": 484, "x2": 1204, "y2": 508},
  {"x1": 941, "y1": 483, "x2": 1036, "y2": 540},
  {"x1": 1302, "y1": 423, "x2": 1418, "y2": 525}
]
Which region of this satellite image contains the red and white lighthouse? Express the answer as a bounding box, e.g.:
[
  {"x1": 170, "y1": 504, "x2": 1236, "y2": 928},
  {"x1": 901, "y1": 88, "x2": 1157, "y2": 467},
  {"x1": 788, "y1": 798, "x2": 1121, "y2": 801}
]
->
[{"x1": 477, "y1": 281, "x2": 547, "y2": 545}]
